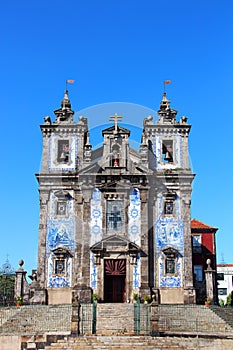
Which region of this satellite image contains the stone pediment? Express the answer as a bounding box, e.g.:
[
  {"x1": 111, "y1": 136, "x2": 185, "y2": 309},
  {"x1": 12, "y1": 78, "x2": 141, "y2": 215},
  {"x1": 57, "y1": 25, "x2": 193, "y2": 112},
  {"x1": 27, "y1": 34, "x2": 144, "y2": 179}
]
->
[
  {"x1": 79, "y1": 161, "x2": 104, "y2": 174},
  {"x1": 102, "y1": 125, "x2": 130, "y2": 136},
  {"x1": 162, "y1": 247, "x2": 180, "y2": 256},
  {"x1": 90, "y1": 235, "x2": 140, "y2": 253},
  {"x1": 51, "y1": 247, "x2": 73, "y2": 257},
  {"x1": 54, "y1": 190, "x2": 71, "y2": 199}
]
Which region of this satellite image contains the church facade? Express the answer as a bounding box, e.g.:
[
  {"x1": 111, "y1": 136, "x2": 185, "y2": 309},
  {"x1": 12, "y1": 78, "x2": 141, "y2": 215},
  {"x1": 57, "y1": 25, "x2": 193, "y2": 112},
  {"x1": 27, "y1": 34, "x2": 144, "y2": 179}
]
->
[{"x1": 34, "y1": 91, "x2": 196, "y2": 305}]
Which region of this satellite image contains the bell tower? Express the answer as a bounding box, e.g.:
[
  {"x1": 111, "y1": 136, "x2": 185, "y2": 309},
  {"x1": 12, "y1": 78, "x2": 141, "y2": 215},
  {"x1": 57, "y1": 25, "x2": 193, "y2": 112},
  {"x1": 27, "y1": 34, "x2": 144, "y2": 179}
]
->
[
  {"x1": 35, "y1": 90, "x2": 89, "y2": 304},
  {"x1": 144, "y1": 92, "x2": 196, "y2": 304}
]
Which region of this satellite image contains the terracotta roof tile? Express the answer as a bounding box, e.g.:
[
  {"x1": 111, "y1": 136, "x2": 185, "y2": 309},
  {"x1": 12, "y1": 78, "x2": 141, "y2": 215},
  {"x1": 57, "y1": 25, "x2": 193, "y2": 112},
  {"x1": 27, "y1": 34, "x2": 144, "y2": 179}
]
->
[{"x1": 191, "y1": 219, "x2": 218, "y2": 231}]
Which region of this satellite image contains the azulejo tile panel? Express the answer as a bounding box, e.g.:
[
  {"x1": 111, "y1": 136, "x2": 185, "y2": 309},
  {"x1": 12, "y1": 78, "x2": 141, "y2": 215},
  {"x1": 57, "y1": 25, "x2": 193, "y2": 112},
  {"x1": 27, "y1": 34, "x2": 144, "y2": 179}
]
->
[
  {"x1": 156, "y1": 217, "x2": 184, "y2": 253},
  {"x1": 128, "y1": 188, "x2": 141, "y2": 246},
  {"x1": 158, "y1": 254, "x2": 182, "y2": 288},
  {"x1": 90, "y1": 189, "x2": 103, "y2": 245},
  {"x1": 90, "y1": 189, "x2": 103, "y2": 290},
  {"x1": 46, "y1": 192, "x2": 75, "y2": 288},
  {"x1": 47, "y1": 255, "x2": 72, "y2": 288},
  {"x1": 156, "y1": 193, "x2": 184, "y2": 288},
  {"x1": 133, "y1": 254, "x2": 141, "y2": 290},
  {"x1": 90, "y1": 252, "x2": 97, "y2": 290}
]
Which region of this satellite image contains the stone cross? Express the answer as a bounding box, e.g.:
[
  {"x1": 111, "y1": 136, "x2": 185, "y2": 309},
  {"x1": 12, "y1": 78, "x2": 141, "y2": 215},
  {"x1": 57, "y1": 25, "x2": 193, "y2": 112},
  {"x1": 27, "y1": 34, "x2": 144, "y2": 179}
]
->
[{"x1": 109, "y1": 113, "x2": 122, "y2": 132}]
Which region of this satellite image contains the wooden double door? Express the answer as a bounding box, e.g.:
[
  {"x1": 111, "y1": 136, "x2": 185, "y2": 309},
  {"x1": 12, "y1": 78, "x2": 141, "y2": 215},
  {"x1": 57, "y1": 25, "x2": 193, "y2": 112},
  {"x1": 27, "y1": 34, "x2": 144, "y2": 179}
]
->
[{"x1": 104, "y1": 259, "x2": 126, "y2": 303}]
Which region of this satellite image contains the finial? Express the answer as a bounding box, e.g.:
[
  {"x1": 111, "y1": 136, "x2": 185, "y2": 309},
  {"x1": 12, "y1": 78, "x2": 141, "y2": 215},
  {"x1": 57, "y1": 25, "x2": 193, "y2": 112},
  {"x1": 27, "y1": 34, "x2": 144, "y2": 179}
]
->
[
  {"x1": 19, "y1": 259, "x2": 24, "y2": 267},
  {"x1": 85, "y1": 132, "x2": 91, "y2": 147},
  {"x1": 61, "y1": 89, "x2": 71, "y2": 110}
]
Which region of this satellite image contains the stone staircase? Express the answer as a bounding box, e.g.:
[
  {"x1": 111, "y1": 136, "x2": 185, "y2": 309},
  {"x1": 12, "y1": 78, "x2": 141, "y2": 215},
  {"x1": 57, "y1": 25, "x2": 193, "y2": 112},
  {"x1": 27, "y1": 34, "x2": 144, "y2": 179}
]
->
[
  {"x1": 0, "y1": 305, "x2": 71, "y2": 334},
  {"x1": 96, "y1": 303, "x2": 135, "y2": 335},
  {"x1": 210, "y1": 306, "x2": 233, "y2": 328},
  {"x1": 43, "y1": 334, "x2": 214, "y2": 349},
  {"x1": 158, "y1": 304, "x2": 233, "y2": 335},
  {"x1": 2, "y1": 304, "x2": 233, "y2": 349}
]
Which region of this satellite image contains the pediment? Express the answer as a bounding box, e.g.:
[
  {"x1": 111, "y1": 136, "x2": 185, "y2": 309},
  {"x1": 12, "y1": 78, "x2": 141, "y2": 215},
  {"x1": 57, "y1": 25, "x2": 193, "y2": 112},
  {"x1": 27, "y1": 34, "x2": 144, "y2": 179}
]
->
[
  {"x1": 102, "y1": 125, "x2": 130, "y2": 135},
  {"x1": 162, "y1": 247, "x2": 180, "y2": 256},
  {"x1": 90, "y1": 235, "x2": 140, "y2": 252},
  {"x1": 79, "y1": 161, "x2": 104, "y2": 174},
  {"x1": 54, "y1": 190, "x2": 71, "y2": 199},
  {"x1": 51, "y1": 247, "x2": 73, "y2": 257}
]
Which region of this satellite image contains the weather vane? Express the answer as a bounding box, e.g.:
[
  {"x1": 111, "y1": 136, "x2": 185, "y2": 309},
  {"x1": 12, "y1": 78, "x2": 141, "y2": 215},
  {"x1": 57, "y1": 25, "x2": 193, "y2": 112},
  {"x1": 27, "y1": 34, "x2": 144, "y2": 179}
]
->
[
  {"x1": 163, "y1": 80, "x2": 171, "y2": 92},
  {"x1": 66, "y1": 79, "x2": 75, "y2": 90}
]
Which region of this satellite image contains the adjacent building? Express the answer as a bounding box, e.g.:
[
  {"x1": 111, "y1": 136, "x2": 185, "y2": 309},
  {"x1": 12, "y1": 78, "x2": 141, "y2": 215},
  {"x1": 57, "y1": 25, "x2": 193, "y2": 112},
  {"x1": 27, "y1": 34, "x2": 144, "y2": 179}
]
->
[
  {"x1": 217, "y1": 264, "x2": 233, "y2": 304},
  {"x1": 191, "y1": 219, "x2": 218, "y2": 304}
]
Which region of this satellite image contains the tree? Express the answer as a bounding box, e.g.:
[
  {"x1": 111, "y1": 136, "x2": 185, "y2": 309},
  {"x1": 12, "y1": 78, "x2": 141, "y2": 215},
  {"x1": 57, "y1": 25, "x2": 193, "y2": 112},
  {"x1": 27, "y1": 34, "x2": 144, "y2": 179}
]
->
[{"x1": 0, "y1": 258, "x2": 15, "y2": 306}]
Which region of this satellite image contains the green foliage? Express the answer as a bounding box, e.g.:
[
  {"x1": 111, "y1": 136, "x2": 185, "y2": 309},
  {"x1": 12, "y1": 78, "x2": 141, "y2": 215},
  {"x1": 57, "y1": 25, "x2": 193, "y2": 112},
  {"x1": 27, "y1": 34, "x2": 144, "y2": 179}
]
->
[
  {"x1": 0, "y1": 273, "x2": 15, "y2": 305},
  {"x1": 226, "y1": 291, "x2": 233, "y2": 306},
  {"x1": 143, "y1": 295, "x2": 151, "y2": 302},
  {"x1": 133, "y1": 293, "x2": 139, "y2": 301},
  {"x1": 219, "y1": 299, "x2": 225, "y2": 307},
  {"x1": 92, "y1": 293, "x2": 99, "y2": 302},
  {"x1": 16, "y1": 296, "x2": 22, "y2": 304}
]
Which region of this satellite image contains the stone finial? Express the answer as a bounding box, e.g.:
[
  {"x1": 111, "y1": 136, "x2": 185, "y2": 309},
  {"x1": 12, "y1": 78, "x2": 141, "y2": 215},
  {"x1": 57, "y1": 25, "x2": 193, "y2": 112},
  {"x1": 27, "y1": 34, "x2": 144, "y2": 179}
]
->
[
  {"x1": 206, "y1": 258, "x2": 212, "y2": 270},
  {"x1": 18, "y1": 259, "x2": 24, "y2": 271},
  {"x1": 143, "y1": 115, "x2": 153, "y2": 125},
  {"x1": 44, "y1": 116, "x2": 51, "y2": 124},
  {"x1": 61, "y1": 89, "x2": 71, "y2": 110},
  {"x1": 157, "y1": 92, "x2": 177, "y2": 124},
  {"x1": 180, "y1": 115, "x2": 188, "y2": 124}
]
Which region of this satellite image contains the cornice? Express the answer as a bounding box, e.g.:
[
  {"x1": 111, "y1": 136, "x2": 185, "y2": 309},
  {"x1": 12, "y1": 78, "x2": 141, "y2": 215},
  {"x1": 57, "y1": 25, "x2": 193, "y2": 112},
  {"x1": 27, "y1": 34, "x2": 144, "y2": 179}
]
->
[
  {"x1": 144, "y1": 124, "x2": 191, "y2": 136},
  {"x1": 40, "y1": 123, "x2": 87, "y2": 137}
]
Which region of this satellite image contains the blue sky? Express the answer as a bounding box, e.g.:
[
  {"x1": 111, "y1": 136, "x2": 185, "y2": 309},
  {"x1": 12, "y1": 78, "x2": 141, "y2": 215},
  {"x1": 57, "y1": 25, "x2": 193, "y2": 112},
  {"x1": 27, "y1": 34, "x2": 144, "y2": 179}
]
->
[{"x1": 1, "y1": 0, "x2": 233, "y2": 274}]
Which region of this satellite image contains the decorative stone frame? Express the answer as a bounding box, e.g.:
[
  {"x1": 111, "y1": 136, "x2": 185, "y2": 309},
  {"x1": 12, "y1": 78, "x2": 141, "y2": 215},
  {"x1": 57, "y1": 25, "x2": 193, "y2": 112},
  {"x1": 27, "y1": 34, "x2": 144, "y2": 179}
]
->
[
  {"x1": 51, "y1": 247, "x2": 72, "y2": 278},
  {"x1": 162, "y1": 139, "x2": 174, "y2": 163},
  {"x1": 104, "y1": 193, "x2": 125, "y2": 235},
  {"x1": 163, "y1": 192, "x2": 176, "y2": 217},
  {"x1": 162, "y1": 247, "x2": 179, "y2": 277},
  {"x1": 54, "y1": 190, "x2": 70, "y2": 218},
  {"x1": 49, "y1": 134, "x2": 78, "y2": 171}
]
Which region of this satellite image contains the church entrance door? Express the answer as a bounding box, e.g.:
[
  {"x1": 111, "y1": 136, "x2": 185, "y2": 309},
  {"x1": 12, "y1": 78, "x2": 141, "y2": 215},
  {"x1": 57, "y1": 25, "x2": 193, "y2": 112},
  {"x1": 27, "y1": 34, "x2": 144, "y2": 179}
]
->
[{"x1": 104, "y1": 259, "x2": 126, "y2": 302}]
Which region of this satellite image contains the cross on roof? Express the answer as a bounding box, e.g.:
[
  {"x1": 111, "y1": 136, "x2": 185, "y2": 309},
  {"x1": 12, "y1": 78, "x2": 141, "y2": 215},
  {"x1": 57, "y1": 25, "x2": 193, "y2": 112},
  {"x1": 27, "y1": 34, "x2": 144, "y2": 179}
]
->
[{"x1": 109, "y1": 113, "x2": 122, "y2": 132}]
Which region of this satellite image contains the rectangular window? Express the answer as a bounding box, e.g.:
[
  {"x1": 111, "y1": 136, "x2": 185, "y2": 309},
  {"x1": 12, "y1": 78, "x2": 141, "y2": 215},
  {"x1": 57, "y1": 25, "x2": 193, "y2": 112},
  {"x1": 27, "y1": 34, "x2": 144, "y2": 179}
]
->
[
  {"x1": 162, "y1": 140, "x2": 173, "y2": 163},
  {"x1": 217, "y1": 273, "x2": 224, "y2": 281},
  {"x1": 106, "y1": 200, "x2": 124, "y2": 233},
  {"x1": 57, "y1": 140, "x2": 70, "y2": 163},
  {"x1": 194, "y1": 265, "x2": 203, "y2": 282},
  {"x1": 164, "y1": 200, "x2": 174, "y2": 215},
  {"x1": 192, "y1": 235, "x2": 202, "y2": 253},
  {"x1": 218, "y1": 288, "x2": 227, "y2": 296},
  {"x1": 165, "y1": 258, "x2": 175, "y2": 274}
]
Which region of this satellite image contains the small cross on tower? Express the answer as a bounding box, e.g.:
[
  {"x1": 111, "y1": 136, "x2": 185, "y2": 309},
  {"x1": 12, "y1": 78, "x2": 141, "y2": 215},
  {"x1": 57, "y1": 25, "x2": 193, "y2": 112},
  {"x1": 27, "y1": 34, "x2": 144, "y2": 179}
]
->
[{"x1": 109, "y1": 113, "x2": 122, "y2": 133}]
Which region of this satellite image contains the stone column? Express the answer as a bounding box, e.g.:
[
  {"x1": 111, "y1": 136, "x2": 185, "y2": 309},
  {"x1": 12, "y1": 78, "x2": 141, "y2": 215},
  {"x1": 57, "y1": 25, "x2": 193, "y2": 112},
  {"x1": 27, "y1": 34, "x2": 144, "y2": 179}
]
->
[
  {"x1": 150, "y1": 295, "x2": 159, "y2": 336},
  {"x1": 205, "y1": 259, "x2": 217, "y2": 304},
  {"x1": 71, "y1": 293, "x2": 81, "y2": 335},
  {"x1": 14, "y1": 260, "x2": 29, "y2": 303},
  {"x1": 37, "y1": 190, "x2": 49, "y2": 288}
]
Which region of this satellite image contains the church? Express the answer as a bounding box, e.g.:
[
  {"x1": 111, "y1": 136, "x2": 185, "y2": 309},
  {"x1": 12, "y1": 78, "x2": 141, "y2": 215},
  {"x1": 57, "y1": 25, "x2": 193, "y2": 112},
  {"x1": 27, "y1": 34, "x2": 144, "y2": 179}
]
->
[{"x1": 32, "y1": 90, "x2": 199, "y2": 305}]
